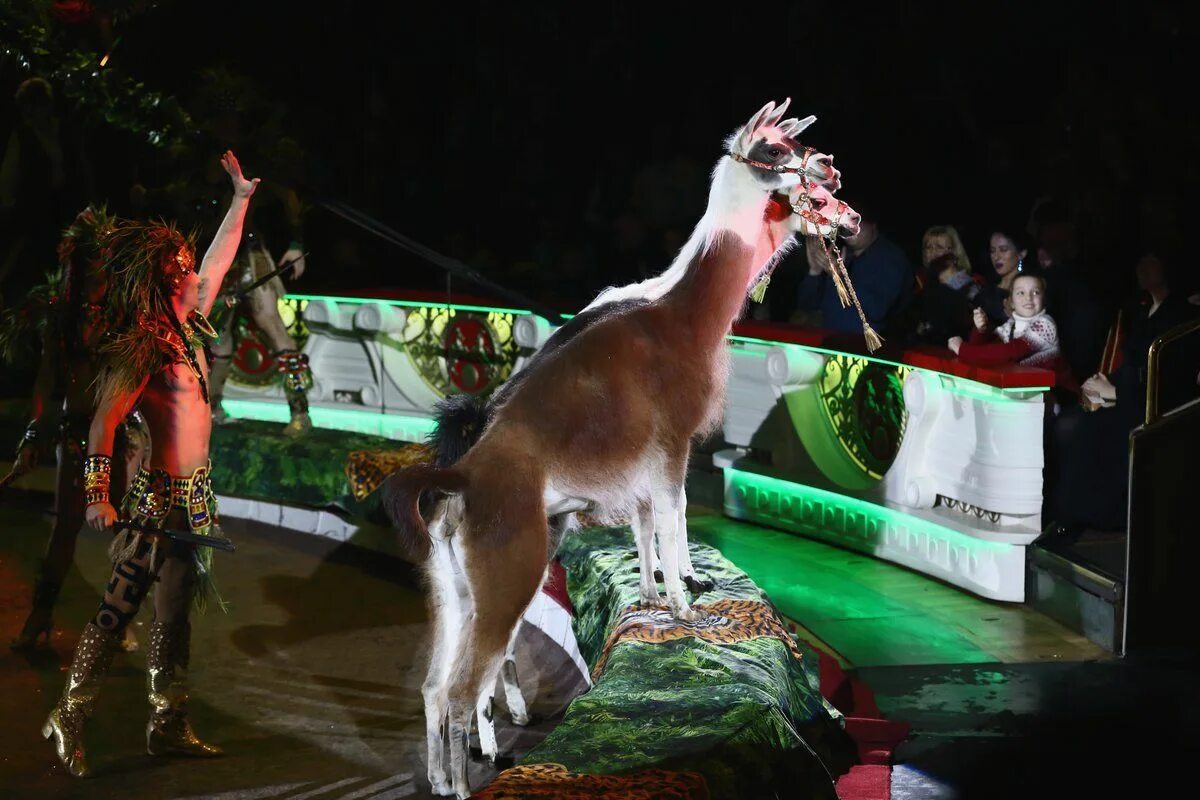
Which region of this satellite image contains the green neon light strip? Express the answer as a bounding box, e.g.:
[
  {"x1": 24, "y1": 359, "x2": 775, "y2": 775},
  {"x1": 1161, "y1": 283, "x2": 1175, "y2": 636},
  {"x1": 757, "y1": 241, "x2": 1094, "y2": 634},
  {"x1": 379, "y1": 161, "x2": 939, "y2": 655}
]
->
[
  {"x1": 726, "y1": 467, "x2": 1013, "y2": 555},
  {"x1": 222, "y1": 398, "x2": 436, "y2": 442},
  {"x1": 728, "y1": 334, "x2": 1049, "y2": 399},
  {"x1": 287, "y1": 293, "x2": 531, "y2": 317}
]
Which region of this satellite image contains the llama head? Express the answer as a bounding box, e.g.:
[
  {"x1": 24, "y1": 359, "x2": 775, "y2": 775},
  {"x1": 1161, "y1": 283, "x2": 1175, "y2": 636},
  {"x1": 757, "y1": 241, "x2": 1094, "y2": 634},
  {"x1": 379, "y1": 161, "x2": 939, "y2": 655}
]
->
[
  {"x1": 787, "y1": 182, "x2": 861, "y2": 239},
  {"x1": 728, "y1": 99, "x2": 841, "y2": 192}
]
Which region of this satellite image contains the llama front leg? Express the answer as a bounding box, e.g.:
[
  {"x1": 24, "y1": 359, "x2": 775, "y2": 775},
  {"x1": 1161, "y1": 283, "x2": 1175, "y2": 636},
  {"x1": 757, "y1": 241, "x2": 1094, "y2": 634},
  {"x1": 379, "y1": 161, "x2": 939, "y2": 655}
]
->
[
  {"x1": 654, "y1": 486, "x2": 699, "y2": 621},
  {"x1": 632, "y1": 499, "x2": 661, "y2": 607},
  {"x1": 676, "y1": 486, "x2": 713, "y2": 593}
]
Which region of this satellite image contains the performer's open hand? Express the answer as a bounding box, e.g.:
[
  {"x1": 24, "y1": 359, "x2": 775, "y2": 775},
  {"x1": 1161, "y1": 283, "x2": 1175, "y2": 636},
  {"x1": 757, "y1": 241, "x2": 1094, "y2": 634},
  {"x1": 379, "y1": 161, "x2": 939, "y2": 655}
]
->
[
  {"x1": 86, "y1": 502, "x2": 118, "y2": 532},
  {"x1": 220, "y1": 150, "x2": 260, "y2": 198},
  {"x1": 947, "y1": 336, "x2": 964, "y2": 355},
  {"x1": 279, "y1": 247, "x2": 306, "y2": 279},
  {"x1": 972, "y1": 308, "x2": 988, "y2": 332}
]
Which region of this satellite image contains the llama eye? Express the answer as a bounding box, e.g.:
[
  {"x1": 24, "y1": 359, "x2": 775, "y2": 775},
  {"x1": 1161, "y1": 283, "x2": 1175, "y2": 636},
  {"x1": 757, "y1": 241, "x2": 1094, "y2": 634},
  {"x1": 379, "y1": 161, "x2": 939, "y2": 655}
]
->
[{"x1": 767, "y1": 147, "x2": 783, "y2": 159}]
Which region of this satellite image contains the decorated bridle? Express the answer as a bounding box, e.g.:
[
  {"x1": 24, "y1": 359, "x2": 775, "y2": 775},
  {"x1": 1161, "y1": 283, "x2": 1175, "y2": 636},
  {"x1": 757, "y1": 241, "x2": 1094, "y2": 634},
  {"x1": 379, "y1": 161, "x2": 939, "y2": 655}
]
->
[
  {"x1": 734, "y1": 138, "x2": 884, "y2": 351},
  {"x1": 791, "y1": 184, "x2": 883, "y2": 351},
  {"x1": 730, "y1": 145, "x2": 821, "y2": 176}
]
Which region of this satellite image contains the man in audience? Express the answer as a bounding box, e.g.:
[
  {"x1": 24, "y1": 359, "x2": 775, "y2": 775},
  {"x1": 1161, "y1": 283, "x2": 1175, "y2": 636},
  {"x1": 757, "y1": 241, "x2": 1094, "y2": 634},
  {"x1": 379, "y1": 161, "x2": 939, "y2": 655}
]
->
[{"x1": 795, "y1": 200, "x2": 912, "y2": 335}]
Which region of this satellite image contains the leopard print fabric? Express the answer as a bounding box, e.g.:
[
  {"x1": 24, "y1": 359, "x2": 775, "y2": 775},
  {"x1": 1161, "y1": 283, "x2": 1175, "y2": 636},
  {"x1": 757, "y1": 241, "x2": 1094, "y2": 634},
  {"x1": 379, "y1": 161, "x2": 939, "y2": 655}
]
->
[
  {"x1": 591, "y1": 598, "x2": 804, "y2": 682},
  {"x1": 344, "y1": 443, "x2": 435, "y2": 501},
  {"x1": 472, "y1": 763, "x2": 709, "y2": 799}
]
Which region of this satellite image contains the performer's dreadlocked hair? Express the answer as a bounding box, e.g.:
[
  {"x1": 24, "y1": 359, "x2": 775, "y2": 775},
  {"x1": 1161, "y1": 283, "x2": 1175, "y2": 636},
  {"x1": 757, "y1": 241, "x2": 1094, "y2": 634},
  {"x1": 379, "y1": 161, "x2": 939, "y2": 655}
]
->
[
  {"x1": 56, "y1": 204, "x2": 117, "y2": 355},
  {"x1": 94, "y1": 219, "x2": 200, "y2": 401},
  {"x1": 0, "y1": 277, "x2": 60, "y2": 366},
  {"x1": 0, "y1": 205, "x2": 115, "y2": 366}
]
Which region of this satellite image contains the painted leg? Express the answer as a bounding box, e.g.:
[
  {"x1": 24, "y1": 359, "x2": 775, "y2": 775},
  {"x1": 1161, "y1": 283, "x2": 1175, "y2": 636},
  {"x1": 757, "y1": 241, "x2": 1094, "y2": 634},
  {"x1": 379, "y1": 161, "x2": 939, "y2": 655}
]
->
[
  {"x1": 632, "y1": 500, "x2": 661, "y2": 607},
  {"x1": 654, "y1": 486, "x2": 699, "y2": 622},
  {"x1": 251, "y1": 283, "x2": 311, "y2": 436}
]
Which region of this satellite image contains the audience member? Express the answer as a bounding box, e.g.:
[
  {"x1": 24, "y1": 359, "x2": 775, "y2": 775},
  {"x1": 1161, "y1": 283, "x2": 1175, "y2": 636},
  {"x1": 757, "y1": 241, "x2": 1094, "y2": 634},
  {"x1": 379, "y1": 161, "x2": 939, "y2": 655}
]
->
[
  {"x1": 795, "y1": 201, "x2": 912, "y2": 335},
  {"x1": 975, "y1": 226, "x2": 1028, "y2": 324}
]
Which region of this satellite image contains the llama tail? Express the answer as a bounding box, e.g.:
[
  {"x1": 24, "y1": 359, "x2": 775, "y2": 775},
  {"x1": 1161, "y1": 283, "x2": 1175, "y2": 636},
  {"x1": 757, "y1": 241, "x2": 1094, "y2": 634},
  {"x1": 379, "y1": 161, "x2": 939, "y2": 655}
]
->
[
  {"x1": 429, "y1": 393, "x2": 490, "y2": 468},
  {"x1": 380, "y1": 465, "x2": 468, "y2": 560}
]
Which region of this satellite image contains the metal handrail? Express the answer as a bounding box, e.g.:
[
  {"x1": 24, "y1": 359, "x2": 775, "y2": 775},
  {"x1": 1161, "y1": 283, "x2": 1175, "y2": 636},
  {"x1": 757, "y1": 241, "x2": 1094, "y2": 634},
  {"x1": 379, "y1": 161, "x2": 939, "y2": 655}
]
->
[{"x1": 1145, "y1": 317, "x2": 1200, "y2": 424}]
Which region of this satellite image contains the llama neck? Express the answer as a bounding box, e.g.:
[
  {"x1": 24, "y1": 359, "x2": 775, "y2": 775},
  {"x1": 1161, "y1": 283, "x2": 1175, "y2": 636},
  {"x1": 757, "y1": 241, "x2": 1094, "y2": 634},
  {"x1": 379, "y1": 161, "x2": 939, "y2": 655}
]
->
[{"x1": 661, "y1": 158, "x2": 778, "y2": 350}]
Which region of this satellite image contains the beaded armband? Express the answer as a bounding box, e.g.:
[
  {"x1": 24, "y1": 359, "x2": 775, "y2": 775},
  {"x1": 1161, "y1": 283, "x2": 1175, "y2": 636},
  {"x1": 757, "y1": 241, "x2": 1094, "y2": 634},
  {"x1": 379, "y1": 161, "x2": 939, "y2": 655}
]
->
[
  {"x1": 14, "y1": 422, "x2": 39, "y2": 458},
  {"x1": 83, "y1": 455, "x2": 113, "y2": 507}
]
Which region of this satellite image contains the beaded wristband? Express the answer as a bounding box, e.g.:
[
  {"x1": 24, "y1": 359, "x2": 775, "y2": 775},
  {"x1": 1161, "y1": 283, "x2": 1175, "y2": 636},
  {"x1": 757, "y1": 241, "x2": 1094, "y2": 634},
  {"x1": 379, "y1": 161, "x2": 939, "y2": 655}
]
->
[
  {"x1": 83, "y1": 455, "x2": 113, "y2": 507},
  {"x1": 277, "y1": 351, "x2": 312, "y2": 391}
]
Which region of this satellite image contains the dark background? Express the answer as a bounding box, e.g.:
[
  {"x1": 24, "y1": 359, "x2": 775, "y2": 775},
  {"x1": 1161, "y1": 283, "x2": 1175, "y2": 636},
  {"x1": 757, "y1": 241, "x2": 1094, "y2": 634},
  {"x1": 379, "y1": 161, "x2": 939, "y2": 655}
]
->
[{"x1": 4, "y1": 0, "x2": 1197, "y2": 312}]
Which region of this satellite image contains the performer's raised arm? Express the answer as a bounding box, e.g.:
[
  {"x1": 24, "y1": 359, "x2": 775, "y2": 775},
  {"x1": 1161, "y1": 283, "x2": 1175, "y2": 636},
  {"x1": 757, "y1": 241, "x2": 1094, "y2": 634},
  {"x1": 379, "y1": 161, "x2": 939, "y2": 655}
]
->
[
  {"x1": 84, "y1": 375, "x2": 149, "y2": 531},
  {"x1": 197, "y1": 150, "x2": 259, "y2": 317}
]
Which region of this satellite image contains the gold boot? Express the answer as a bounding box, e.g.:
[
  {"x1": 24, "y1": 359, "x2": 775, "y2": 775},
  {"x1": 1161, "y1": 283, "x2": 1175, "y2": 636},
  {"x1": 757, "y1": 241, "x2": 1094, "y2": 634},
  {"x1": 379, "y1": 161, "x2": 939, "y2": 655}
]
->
[
  {"x1": 146, "y1": 620, "x2": 222, "y2": 757},
  {"x1": 41, "y1": 622, "x2": 118, "y2": 777}
]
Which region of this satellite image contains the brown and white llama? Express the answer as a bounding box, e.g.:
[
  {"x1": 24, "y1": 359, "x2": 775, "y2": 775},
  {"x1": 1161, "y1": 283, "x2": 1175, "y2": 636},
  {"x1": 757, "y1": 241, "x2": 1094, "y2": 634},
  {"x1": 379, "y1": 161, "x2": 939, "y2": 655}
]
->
[
  {"x1": 384, "y1": 100, "x2": 852, "y2": 798},
  {"x1": 414, "y1": 176, "x2": 862, "y2": 778}
]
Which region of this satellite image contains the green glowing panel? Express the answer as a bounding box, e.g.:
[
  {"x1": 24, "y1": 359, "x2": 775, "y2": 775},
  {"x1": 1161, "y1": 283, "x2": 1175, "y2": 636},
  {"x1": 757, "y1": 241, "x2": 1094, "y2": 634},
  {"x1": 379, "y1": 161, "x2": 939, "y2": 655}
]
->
[
  {"x1": 222, "y1": 398, "x2": 435, "y2": 443},
  {"x1": 287, "y1": 293, "x2": 531, "y2": 317},
  {"x1": 723, "y1": 466, "x2": 1024, "y2": 603}
]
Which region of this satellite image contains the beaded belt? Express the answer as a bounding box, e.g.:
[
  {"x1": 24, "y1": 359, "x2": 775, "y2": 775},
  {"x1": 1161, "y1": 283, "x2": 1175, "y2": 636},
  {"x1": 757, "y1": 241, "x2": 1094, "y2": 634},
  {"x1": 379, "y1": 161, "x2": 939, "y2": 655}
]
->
[{"x1": 125, "y1": 461, "x2": 216, "y2": 535}]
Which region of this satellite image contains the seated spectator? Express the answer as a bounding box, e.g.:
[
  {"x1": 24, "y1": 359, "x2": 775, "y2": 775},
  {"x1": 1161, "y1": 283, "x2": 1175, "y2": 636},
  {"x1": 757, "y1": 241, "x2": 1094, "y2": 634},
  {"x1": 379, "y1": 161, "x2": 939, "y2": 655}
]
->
[
  {"x1": 907, "y1": 252, "x2": 979, "y2": 344},
  {"x1": 919, "y1": 225, "x2": 973, "y2": 289},
  {"x1": 975, "y1": 226, "x2": 1028, "y2": 324},
  {"x1": 948, "y1": 272, "x2": 1077, "y2": 395},
  {"x1": 1048, "y1": 251, "x2": 1200, "y2": 533},
  {"x1": 795, "y1": 201, "x2": 911, "y2": 335}
]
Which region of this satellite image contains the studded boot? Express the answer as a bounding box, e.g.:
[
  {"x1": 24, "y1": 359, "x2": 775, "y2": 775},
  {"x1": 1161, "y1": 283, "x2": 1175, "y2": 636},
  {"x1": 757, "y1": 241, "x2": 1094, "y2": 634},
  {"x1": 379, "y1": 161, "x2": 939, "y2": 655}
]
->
[
  {"x1": 145, "y1": 620, "x2": 222, "y2": 757},
  {"x1": 41, "y1": 622, "x2": 119, "y2": 777}
]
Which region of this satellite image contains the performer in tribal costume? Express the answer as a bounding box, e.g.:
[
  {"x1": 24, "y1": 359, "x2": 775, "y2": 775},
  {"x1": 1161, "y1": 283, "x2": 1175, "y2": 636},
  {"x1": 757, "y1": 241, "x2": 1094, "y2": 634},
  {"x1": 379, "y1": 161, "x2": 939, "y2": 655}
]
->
[
  {"x1": 42, "y1": 151, "x2": 257, "y2": 778},
  {"x1": 2, "y1": 206, "x2": 150, "y2": 652}
]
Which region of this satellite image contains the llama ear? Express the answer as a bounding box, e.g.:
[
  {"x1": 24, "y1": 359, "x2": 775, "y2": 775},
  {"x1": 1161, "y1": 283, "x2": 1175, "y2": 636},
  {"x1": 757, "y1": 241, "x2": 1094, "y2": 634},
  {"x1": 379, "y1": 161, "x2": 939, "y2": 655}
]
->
[
  {"x1": 785, "y1": 115, "x2": 817, "y2": 136},
  {"x1": 765, "y1": 97, "x2": 792, "y2": 126},
  {"x1": 739, "y1": 101, "x2": 775, "y2": 147}
]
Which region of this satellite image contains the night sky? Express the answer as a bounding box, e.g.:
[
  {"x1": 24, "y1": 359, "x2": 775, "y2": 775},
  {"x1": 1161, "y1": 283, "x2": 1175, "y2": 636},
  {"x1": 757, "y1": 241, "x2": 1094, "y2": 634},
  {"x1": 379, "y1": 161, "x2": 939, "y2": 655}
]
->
[{"x1": 30, "y1": 1, "x2": 1200, "y2": 309}]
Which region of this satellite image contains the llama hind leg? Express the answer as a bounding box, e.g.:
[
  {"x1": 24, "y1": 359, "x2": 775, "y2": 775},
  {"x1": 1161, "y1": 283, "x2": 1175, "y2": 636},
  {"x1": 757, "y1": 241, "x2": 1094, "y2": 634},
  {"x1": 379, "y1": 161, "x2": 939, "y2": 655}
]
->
[
  {"x1": 423, "y1": 533, "x2": 463, "y2": 796},
  {"x1": 500, "y1": 623, "x2": 532, "y2": 726},
  {"x1": 447, "y1": 617, "x2": 523, "y2": 799},
  {"x1": 632, "y1": 499, "x2": 662, "y2": 606}
]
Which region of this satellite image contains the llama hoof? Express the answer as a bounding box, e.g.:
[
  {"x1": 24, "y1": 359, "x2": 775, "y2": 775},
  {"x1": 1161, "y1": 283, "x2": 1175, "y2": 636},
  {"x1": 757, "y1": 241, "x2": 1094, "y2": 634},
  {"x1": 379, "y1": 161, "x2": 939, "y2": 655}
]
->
[
  {"x1": 671, "y1": 603, "x2": 702, "y2": 623},
  {"x1": 684, "y1": 574, "x2": 714, "y2": 594},
  {"x1": 470, "y1": 744, "x2": 502, "y2": 766},
  {"x1": 638, "y1": 590, "x2": 663, "y2": 608},
  {"x1": 510, "y1": 712, "x2": 540, "y2": 727},
  {"x1": 429, "y1": 774, "x2": 454, "y2": 796}
]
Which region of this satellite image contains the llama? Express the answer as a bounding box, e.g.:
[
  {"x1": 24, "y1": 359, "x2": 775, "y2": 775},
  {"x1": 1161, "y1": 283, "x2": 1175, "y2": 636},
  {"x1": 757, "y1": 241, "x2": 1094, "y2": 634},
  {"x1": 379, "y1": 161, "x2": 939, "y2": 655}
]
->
[
  {"x1": 384, "y1": 100, "x2": 852, "y2": 798},
  {"x1": 417, "y1": 176, "x2": 863, "y2": 778}
]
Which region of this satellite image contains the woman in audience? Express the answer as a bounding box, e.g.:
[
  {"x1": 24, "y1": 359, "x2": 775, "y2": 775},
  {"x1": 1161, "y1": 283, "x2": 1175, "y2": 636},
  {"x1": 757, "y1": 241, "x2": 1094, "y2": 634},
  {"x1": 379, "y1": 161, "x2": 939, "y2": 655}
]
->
[{"x1": 975, "y1": 226, "x2": 1028, "y2": 324}]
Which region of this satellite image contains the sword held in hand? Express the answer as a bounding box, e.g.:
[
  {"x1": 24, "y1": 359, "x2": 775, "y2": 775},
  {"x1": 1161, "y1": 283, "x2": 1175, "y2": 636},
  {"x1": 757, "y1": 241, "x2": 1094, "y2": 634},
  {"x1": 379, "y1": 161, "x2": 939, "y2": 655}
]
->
[{"x1": 114, "y1": 519, "x2": 237, "y2": 553}]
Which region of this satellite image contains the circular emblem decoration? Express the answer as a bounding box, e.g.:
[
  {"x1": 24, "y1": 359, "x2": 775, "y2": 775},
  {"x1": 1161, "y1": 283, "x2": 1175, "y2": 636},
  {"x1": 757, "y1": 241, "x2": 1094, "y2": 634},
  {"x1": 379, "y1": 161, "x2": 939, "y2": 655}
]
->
[
  {"x1": 443, "y1": 316, "x2": 500, "y2": 394},
  {"x1": 228, "y1": 298, "x2": 310, "y2": 388},
  {"x1": 818, "y1": 355, "x2": 909, "y2": 480}
]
